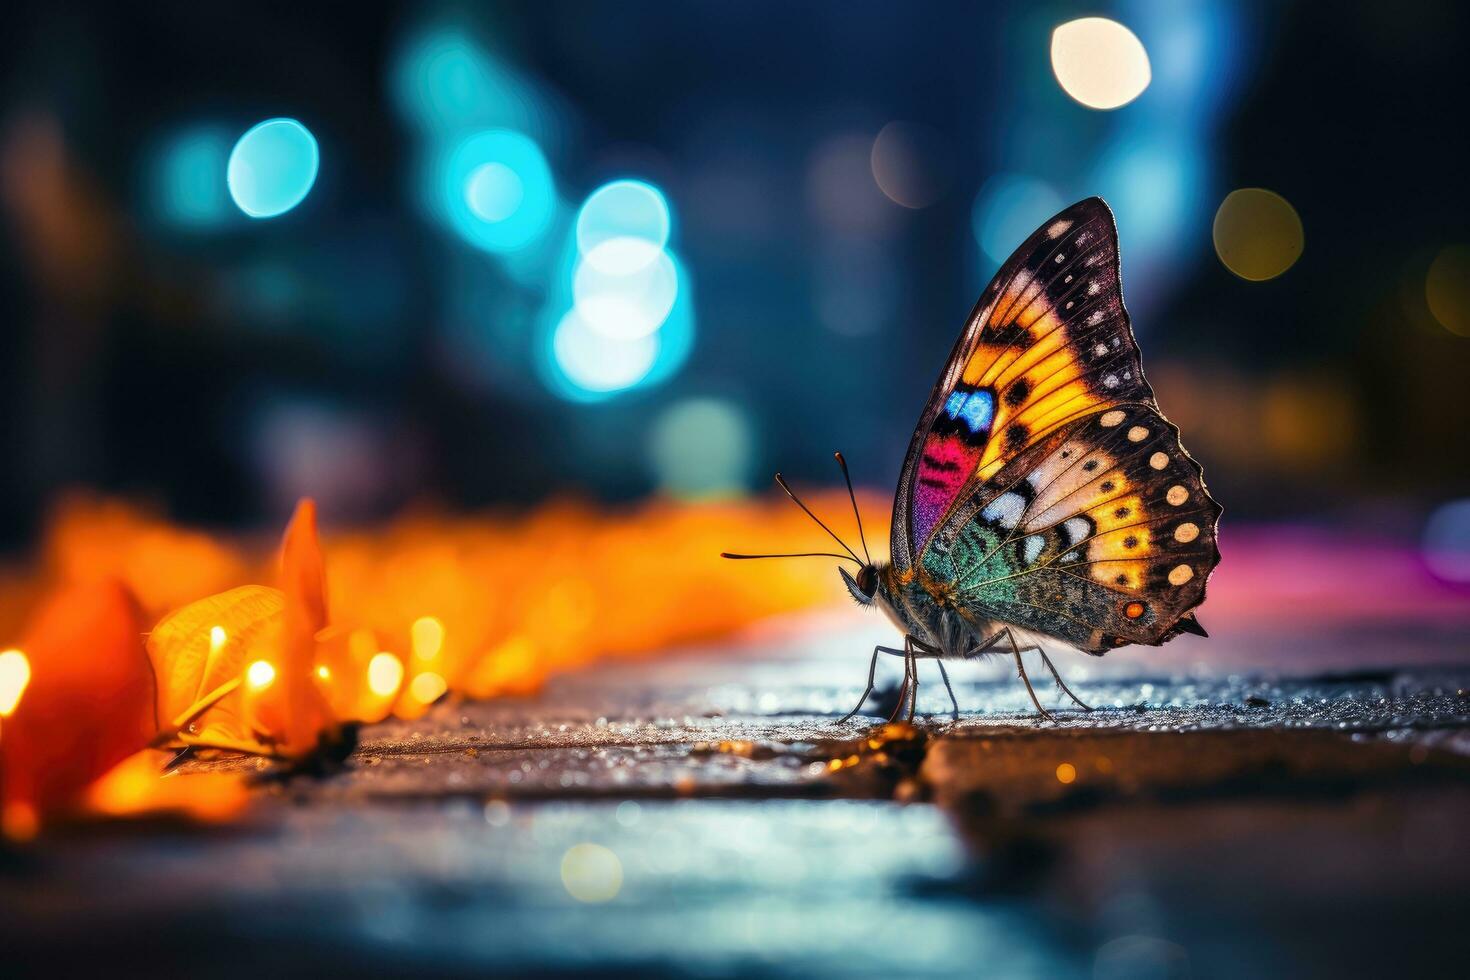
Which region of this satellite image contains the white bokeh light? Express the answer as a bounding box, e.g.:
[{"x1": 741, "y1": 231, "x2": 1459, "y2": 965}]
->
[
  {"x1": 1050, "y1": 17, "x2": 1152, "y2": 110},
  {"x1": 552, "y1": 309, "x2": 659, "y2": 393},
  {"x1": 574, "y1": 241, "x2": 678, "y2": 340}
]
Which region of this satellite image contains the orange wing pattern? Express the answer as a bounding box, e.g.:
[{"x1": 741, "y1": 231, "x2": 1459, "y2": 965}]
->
[{"x1": 893, "y1": 198, "x2": 1154, "y2": 571}]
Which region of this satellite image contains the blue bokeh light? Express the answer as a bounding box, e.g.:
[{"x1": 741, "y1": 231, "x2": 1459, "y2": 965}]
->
[
  {"x1": 390, "y1": 25, "x2": 555, "y2": 143},
  {"x1": 540, "y1": 249, "x2": 695, "y2": 402},
  {"x1": 576, "y1": 179, "x2": 672, "y2": 264},
  {"x1": 151, "y1": 125, "x2": 233, "y2": 228},
  {"x1": 227, "y1": 118, "x2": 320, "y2": 219},
  {"x1": 436, "y1": 129, "x2": 556, "y2": 253},
  {"x1": 573, "y1": 243, "x2": 679, "y2": 340},
  {"x1": 972, "y1": 174, "x2": 1064, "y2": 265}
]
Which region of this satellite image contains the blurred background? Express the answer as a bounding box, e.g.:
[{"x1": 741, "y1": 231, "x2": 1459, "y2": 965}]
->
[{"x1": 0, "y1": 0, "x2": 1467, "y2": 576}]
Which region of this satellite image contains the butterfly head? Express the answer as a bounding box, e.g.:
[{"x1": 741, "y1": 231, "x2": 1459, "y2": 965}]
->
[{"x1": 840, "y1": 563, "x2": 880, "y2": 606}]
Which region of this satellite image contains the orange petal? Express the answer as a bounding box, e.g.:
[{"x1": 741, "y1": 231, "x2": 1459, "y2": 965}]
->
[
  {"x1": 85, "y1": 748, "x2": 248, "y2": 823},
  {"x1": 0, "y1": 580, "x2": 155, "y2": 837},
  {"x1": 276, "y1": 499, "x2": 336, "y2": 756},
  {"x1": 146, "y1": 585, "x2": 284, "y2": 742}
]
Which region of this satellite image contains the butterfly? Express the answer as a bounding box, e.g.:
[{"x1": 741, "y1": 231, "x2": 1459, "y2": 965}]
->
[{"x1": 726, "y1": 197, "x2": 1221, "y2": 721}]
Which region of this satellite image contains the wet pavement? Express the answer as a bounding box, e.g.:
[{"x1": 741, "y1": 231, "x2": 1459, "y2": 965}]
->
[{"x1": 2, "y1": 611, "x2": 1467, "y2": 978}]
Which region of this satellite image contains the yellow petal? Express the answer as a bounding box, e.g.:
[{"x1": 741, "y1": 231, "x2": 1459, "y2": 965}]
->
[{"x1": 146, "y1": 585, "x2": 284, "y2": 741}]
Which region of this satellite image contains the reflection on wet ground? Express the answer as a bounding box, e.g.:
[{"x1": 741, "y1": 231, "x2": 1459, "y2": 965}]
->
[{"x1": 1, "y1": 613, "x2": 1467, "y2": 977}]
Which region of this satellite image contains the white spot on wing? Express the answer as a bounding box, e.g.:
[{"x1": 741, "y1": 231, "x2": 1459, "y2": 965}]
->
[
  {"x1": 981, "y1": 492, "x2": 1026, "y2": 531},
  {"x1": 1062, "y1": 517, "x2": 1091, "y2": 547},
  {"x1": 1022, "y1": 534, "x2": 1045, "y2": 565},
  {"x1": 1047, "y1": 220, "x2": 1073, "y2": 238}
]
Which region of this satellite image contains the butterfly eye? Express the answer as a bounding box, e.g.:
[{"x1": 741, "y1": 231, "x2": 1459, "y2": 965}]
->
[{"x1": 840, "y1": 566, "x2": 875, "y2": 606}]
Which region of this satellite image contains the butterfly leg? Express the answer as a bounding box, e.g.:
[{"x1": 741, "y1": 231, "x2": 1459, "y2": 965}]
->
[
  {"x1": 838, "y1": 644, "x2": 904, "y2": 724},
  {"x1": 935, "y1": 659, "x2": 960, "y2": 720},
  {"x1": 1003, "y1": 628, "x2": 1055, "y2": 722},
  {"x1": 1035, "y1": 647, "x2": 1092, "y2": 711},
  {"x1": 907, "y1": 638, "x2": 920, "y2": 721},
  {"x1": 888, "y1": 639, "x2": 915, "y2": 724}
]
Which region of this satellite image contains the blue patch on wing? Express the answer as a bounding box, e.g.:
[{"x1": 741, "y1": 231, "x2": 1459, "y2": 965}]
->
[{"x1": 943, "y1": 388, "x2": 995, "y2": 434}]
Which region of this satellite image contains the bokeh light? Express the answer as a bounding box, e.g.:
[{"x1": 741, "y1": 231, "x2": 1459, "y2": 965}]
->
[
  {"x1": 465, "y1": 162, "x2": 524, "y2": 221},
  {"x1": 439, "y1": 129, "x2": 555, "y2": 253},
  {"x1": 0, "y1": 648, "x2": 31, "y2": 717},
  {"x1": 1212, "y1": 188, "x2": 1304, "y2": 281},
  {"x1": 576, "y1": 179, "x2": 672, "y2": 269},
  {"x1": 807, "y1": 132, "x2": 896, "y2": 236},
  {"x1": 869, "y1": 121, "x2": 952, "y2": 210},
  {"x1": 574, "y1": 243, "x2": 679, "y2": 340},
  {"x1": 648, "y1": 398, "x2": 756, "y2": 499},
  {"x1": 972, "y1": 174, "x2": 1063, "y2": 265},
  {"x1": 390, "y1": 25, "x2": 554, "y2": 141},
  {"x1": 409, "y1": 671, "x2": 447, "y2": 704},
  {"x1": 1425, "y1": 245, "x2": 1470, "y2": 337},
  {"x1": 1422, "y1": 499, "x2": 1470, "y2": 583},
  {"x1": 1050, "y1": 17, "x2": 1152, "y2": 110},
  {"x1": 560, "y1": 842, "x2": 623, "y2": 903},
  {"x1": 245, "y1": 659, "x2": 276, "y2": 690},
  {"x1": 227, "y1": 118, "x2": 320, "y2": 218},
  {"x1": 411, "y1": 616, "x2": 445, "y2": 661},
  {"x1": 545, "y1": 181, "x2": 694, "y2": 401},
  {"x1": 366, "y1": 652, "x2": 404, "y2": 698},
  {"x1": 150, "y1": 124, "x2": 233, "y2": 228},
  {"x1": 551, "y1": 309, "x2": 659, "y2": 396}
]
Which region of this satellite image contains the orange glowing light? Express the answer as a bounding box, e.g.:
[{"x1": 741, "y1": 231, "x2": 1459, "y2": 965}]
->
[
  {"x1": 0, "y1": 580, "x2": 155, "y2": 837},
  {"x1": 22, "y1": 488, "x2": 885, "y2": 762},
  {"x1": 409, "y1": 671, "x2": 447, "y2": 704},
  {"x1": 1056, "y1": 762, "x2": 1078, "y2": 784},
  {"x1": 0, "y1": 648, "x2": 30, "y2": 717},
  {"x1": 411, "y1": 616, "x2": 445, "y2": 661},
  {"x1": 85, "y1": 748, "x2": 247, "y2": 823},
  {"x1": 245, "y1": 659, "x2": 276, "y2": 690},
  {"x1": 367, "y1": 652, "x2": 404, "y2": 698}
]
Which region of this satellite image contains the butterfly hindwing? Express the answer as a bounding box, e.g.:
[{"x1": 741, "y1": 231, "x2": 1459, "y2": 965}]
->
[
  {"x1": 921, "y1": 405, "x2": 1220, "y2": 652},
  {"x1": 893, "y1": 198, "x2": 1154, "y2": 573}
]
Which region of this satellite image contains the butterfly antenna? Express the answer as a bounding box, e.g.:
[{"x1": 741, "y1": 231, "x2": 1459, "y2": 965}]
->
[
  {"x1": 833, "y1": 451, "x2": 871, "y2": 565},
  {"x1": 773, "y1": 473, "x2": 864, "y2": 565},
  {"x1": 721, "y1": 551, "x2": 862, "y2": 566}
]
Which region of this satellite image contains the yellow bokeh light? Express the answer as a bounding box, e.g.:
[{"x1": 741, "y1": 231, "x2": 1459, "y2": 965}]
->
[
  {"x1": 1426, "y1": 245, "x2": 1470, "y2": 337},
  {"x1": 208, "y1": 625, "x2": 227, "y2": 651},
  {"x1": 1050, "y1": 17, "x2": 1151, "y2": 110},
  {"x1": 409, "y1": 670, "x2": 446, "y2": 704},
  {"x1": 1055, "y1": 762, "x2": 1077, "y2": 784},
  {"x1": 316, "y1": 665, "x2": 331, "y2": 681},
  {"x1": 1213, "y1": 188, "x2": 1304, "y2": 281},
  {"x1": 411, "y1": 616, "x2": 445, "y2": 661},
  {"x1": 367, "y1": 652, "x2": 404, "y2": 697},
  {"x1": 561, "y1": 843, "x2": 623, "y2": 903},
  {"x1": 244, "y1": 659, "x2": 276, "y2": 691},
  {"x1": 0, "y1": 648, "x2": 32, "y2": 717}
]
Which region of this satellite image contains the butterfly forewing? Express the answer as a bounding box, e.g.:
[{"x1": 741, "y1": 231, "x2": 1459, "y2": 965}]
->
[
  {"x1": 893, "y1": 198, "x2": 1155, "y2": 570},
  {"x1": 891, "y1": 197, "x2": 1220, "y2": 652}
]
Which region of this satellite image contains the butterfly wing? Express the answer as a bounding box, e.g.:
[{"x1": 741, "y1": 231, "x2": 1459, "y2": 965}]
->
[
  {"x1": 890, "y1": 196, "x2": 1219, "y2": 650},
  {"x1": 891, "y1": 197, "x2": 1154, "y2": 573},
  {"x1": 919, "y1": 406, "x2": 1221, "y2": 652}
]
